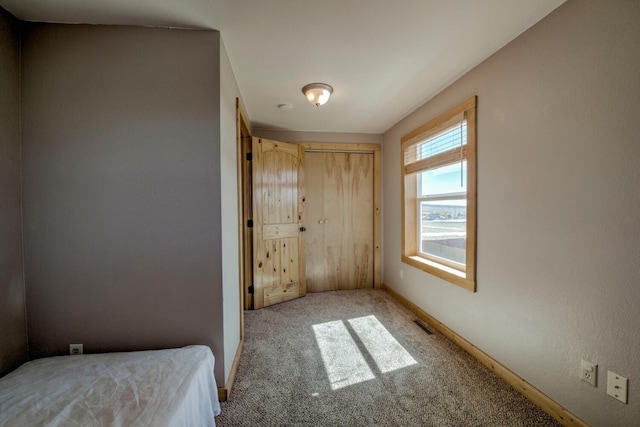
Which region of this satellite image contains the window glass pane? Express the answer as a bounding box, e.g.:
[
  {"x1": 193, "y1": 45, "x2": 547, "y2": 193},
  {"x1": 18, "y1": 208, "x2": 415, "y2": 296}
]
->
[
  {"x1": 419, "y1": 200, "x2": 466, "y2": 266},
  {"x1": 418, "y1": 161, "x2": 467, "y2": 197}
]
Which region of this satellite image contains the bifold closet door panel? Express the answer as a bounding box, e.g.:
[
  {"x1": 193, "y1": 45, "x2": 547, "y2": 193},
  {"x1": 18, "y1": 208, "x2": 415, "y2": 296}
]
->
[
  {"x1": 305, "y1": 152, "x2": 329, "y2": 292},
  {"x1": 348, "y1": 153, "x2": 374, "y2": 289}
]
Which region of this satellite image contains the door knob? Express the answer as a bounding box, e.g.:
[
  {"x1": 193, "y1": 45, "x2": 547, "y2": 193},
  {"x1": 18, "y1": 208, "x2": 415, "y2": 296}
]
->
[{"x1": 299, "y1": 226, "x2": 307, "y2": 232}]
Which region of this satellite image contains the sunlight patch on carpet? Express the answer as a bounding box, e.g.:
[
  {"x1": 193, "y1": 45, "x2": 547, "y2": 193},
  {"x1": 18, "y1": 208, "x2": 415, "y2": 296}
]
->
[
  {"x1": 313, "y1": 315, "x2": 417, "y2": 390},
  {"x1": 312, "y1": 320, "x2": 375, "y2": 390},
  {"x1": 348, "y1": 315, "x2": 417, "y2": 373}
]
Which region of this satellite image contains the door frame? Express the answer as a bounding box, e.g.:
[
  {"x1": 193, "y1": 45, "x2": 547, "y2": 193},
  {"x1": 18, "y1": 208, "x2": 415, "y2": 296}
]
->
[
  {"x1": 238, "y1": 136, "x2": 383, "y2": 311},
  {"x1": 236, "y1": 99, "x2": 253, "y2": 314}
]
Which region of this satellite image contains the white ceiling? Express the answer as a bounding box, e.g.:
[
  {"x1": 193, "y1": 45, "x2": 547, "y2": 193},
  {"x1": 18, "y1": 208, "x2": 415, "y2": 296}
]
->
[{"x1": 0, "y1": 0, "x2": 565, "y2": 134}]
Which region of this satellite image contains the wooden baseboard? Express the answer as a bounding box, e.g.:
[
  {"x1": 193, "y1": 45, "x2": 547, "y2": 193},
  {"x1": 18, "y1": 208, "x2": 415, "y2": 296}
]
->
[
  {"x1": 217, "y1": 339, "x2": 243, "y2": 401},
  {"x1": 383, "y1": 285, "x2": 587, "y2": 427}
]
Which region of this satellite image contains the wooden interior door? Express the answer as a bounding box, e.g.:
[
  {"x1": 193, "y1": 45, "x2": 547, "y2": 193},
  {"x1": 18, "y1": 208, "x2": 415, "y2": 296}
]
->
[
  {"x1": 252, "y1": 137, "x2": 305, "y2": 309},
  {"x1": 305, "y1": 151, "x2": 374, "y2": 292}
]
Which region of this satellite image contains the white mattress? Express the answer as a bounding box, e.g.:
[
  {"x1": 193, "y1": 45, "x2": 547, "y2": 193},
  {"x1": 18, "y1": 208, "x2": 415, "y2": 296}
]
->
[{"x1": 0, "y1": 345, "x2": 221, "y2": 426}]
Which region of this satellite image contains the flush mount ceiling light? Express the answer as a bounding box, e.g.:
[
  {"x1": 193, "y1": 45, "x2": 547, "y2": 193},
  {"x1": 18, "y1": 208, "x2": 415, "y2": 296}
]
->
[{"x1": 302, "y1": 83, "x2": 333, "y2": 107}]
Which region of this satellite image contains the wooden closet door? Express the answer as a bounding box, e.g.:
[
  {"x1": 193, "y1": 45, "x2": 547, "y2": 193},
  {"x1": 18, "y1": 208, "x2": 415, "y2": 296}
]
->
[{"x1": 305, "y1": 152, "x2": 374, "y2": 292}]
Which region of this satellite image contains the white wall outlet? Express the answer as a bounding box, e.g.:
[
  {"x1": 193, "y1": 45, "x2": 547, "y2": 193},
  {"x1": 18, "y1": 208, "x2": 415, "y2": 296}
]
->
[
  {"x1": 580, "y1": 358, "x2": 597, "y2": 386},
  {"x1": 607, "y1": 371, "x2": 628, "y2": 404},
  {"x1": 399, "y1": 269, "x2": 404, "y2": 279},
  {"x1": 69, "y1": 344, "x2": 83, "y2": 355}
]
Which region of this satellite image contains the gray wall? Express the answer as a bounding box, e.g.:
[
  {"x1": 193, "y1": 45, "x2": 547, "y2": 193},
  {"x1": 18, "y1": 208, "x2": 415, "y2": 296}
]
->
[
  {"x1": 20, "y1": 23, "x2": 228, "y2": 383},
  {"x1": 383, "y1": 1, "x2": 640, "y2": 425},
  {"x1": 0, "y1": 7, "x2": 27, "y2": 377}
]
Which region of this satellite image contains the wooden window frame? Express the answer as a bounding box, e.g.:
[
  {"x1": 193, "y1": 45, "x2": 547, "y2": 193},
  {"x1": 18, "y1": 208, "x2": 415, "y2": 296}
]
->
[{"x1": 401, "y1": 96, "x2": 477, "y2": 292}]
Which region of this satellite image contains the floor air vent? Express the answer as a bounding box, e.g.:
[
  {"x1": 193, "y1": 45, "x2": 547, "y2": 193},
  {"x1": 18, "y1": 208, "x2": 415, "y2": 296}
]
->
[{"x1": 414, "y1": 320, "x2": 433, "y2": 335}]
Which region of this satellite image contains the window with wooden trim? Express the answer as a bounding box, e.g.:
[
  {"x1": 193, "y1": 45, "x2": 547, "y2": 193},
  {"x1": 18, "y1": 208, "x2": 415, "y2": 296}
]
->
[{"x1": 401, "y1": 96, "x2": 477, "y2": 292}]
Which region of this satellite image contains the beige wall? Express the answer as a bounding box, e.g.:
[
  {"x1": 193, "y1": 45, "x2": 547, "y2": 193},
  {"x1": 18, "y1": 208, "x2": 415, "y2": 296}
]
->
[
  {"x1": 382, "y1": 1, "x2": 640, "y2": 425},
  {"x1": 219, "y1": 37, "x2": 242, "y2": 382},
  {"x1": 254, "y1": 129, "x2": 382, "y2": 145},
  {"x1": 20, "y1": 23, "x2": 229, "y2": 384},
  {"x1": 0, "y1": 7, "x2": 27, "y2": 377}
]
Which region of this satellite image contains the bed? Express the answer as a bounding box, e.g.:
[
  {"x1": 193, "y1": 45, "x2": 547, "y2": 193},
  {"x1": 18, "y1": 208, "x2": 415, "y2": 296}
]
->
[{"x1": 0, "y1": 345, "x2": 221, "y2": 426}]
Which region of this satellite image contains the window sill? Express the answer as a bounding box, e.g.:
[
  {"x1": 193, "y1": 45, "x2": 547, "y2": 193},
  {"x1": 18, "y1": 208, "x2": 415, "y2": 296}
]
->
[{"x1": 402, "y1": 255, "x2": 476, "y2": 292}]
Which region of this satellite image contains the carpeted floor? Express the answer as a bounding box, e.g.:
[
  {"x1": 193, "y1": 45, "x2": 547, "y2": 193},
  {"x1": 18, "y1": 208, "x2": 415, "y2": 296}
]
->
[{"x1": 216, "y1": 289, "x2": 560, "y2": 426}]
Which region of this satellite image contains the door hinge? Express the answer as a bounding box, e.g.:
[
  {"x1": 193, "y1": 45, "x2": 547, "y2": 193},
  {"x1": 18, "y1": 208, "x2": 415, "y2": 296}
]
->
[
  {"x1": 246, "y1": 152, "x2": 252, "y2": 161},
  {"x1": 248, "y1": 285, "x2": 254, "y2": 294},
  {"x1": 247, "y1": 219, "x2": 253, "y2": 228}
]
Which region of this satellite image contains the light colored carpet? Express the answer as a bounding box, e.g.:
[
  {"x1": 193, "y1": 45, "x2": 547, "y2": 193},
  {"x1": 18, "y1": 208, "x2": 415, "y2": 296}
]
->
[{"x1": 216, "y1": 289, "x2": 560, "y2": 426}]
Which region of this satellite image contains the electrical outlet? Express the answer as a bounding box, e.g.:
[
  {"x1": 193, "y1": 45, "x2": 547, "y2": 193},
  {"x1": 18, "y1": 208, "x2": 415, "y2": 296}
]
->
[
  {"x1": 69, "y1": 344, "x2": 83, "y2": 355},
  {"x1": 607, "y1": 371, "x2": 628, "y2": 404},
  {"x1": 580, "y1": 359, "x2": 597, "y2": 386},
  {"x1": 399, "y1": 269, "x2": 404, "y2": 279}
]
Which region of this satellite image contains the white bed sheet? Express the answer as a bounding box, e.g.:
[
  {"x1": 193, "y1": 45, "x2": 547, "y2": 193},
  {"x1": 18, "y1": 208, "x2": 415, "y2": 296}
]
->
[{"x1": 0, "y1": 345, "x2": 221, "y2": 427}]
